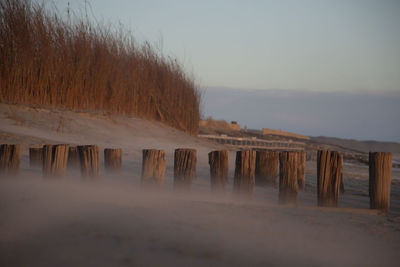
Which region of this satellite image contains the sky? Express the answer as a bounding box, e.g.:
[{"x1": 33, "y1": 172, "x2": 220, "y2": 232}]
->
[
  {"x1": 52, "y1": 0, "x2": 400, "y2": 141},
  {"x1": 54, "y1": 0, "x2": 400, "y2": 91}
]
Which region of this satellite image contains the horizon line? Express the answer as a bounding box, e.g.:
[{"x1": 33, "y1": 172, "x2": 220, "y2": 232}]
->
[{"x1": 201, "y1": 86, "x2": 400, "y2": 96}]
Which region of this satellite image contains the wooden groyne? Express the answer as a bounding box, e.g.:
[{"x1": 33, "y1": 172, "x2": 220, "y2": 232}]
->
[
  {"x1": 3, "y1": 142, "x2": 396, "y2": 214},
  {"x1": 255, "y1": 151, "x2": 279, "y2": 186},
  {"x1": 142, "y1": 149, "x2": 166, "y2": 185},
  {"x1": 279, "y1": 152, "x2": 298, "y2": 204},
  {"x1": 68, "y1": 146, "x2": 80, "y2": 169},
  {"x1": 369, "y1": 152, "x2": 392, "y2": 213},
  {"x1": 78, "y1": 145, "x2": 100, "y2": 178},
  {"x1": 42, "y1": 144, "x2": 69, "y2": 177},
  {"x1": 208, "y1": 150, "x2": 229, "y2": 190},
  {"x1": 174, "y1": 149, "x2": 197, "y2": 188},
  {"x1": 104, "y1": 148, "x2": 122, "y2": 172},
  {"x1": 317, "y1": 150, "x2": 343, "y2": 207},
  {"x1": 234, "y1": 150, "x2": 256, "y2": 194},
  {"x1": 198, "y1": 134, "x2": 305, "y2": 151},
  {"x1": 0, "y1": 144, "x2": 20, "y2": 176},
  {"x1": 297, "y1": 152, "x2": 306, "y2": 190}
]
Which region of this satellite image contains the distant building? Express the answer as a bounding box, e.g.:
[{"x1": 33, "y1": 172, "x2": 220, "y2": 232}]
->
[{"x1": 199, "y1": 119, "x2": 240, "y2": 132}]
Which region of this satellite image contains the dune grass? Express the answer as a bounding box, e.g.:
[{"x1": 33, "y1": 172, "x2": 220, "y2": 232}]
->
[{"x1": 0, "y1": 0, "x2": 200, "y2": 134}]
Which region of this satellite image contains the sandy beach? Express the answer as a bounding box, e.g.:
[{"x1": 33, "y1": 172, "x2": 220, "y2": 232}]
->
[{"x1": 1, "y1": 104, "x2": 400, "y2": 266}]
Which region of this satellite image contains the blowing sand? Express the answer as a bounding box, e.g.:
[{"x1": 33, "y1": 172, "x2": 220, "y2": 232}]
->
[{"x1": 1, "y1": 104, "x2": 400, "y2": 266}]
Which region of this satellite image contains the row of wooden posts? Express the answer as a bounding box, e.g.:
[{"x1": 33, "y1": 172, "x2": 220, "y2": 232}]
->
[{"x1": 0, "y1": 144, "x2": 393, "y2": 212}]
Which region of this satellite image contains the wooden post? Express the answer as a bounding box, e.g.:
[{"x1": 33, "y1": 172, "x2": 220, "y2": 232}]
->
[
  {"x1": 255, "y1": 151, "x2": 279, "y2": 187},
  {"x1": 104, "y1": 148, "x2": 122, "y2": 172},
  {"x1": 297, "y1": 151, "x2": 306, "y2": 190},
  {"x1": 67, "y1": 146, "x2": 80, "y2": 169},
  {"x1": 29, "y1": 147, "x2": 43, "y2": 167},
  {"x1": 78, "y1": 145, "x2": 100, "y2": 178},
  {"x1": 317, "y1": 150, "x2": 343, "y2": 207},
  {"x1": 141, "y1": 149, "x2": 166, "y2": 185},
  {"x1": 0, "y1": 144, "x2": 20, "y2": 176},
  {"x1": 279, "y1": 152, "x2": 298, "y2": 204},
  {"x1": 234, "y1": 150, "x2": 256, "y2": 194},
  {"x1": 42, "y1": 144, "x2": 69, "y2": 177},
  {"x1": 340, "y1": 173, "x2": 345, "y2": 193},
  {"x1": 369, "y1": 152, "x2": 392, "y2": 213},
  {"x1": 174, "y1": 149, "x2": 197, "y2": 188},
  {"x1": 208, "y1": 150, "x2": 229, "y2": 190}
]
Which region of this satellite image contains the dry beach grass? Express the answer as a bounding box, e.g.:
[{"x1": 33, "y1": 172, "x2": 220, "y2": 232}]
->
[{"x1": 0, "y1": 0, "x2": 200, "y2": 134}]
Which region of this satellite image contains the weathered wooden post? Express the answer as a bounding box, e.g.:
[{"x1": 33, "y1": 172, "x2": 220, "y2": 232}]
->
[
  {"x1": 67, "y1": 146, "x2": 80, "y2": 169},
  {"x1": 142, "y1": 149, "x2": 166, "y2": 185},
  {"x1": 42, "y1": 144, "x2": 69, "y2": 177},
  {"x1": 208, "y1": 150, "x2": 229, "y2": 190},
  {"x1": 104, "y1": 148, "x2": 122, "y2": 172},
  {"x1": 297, "y1": 151, "x2": 306, "y2": 190},
  {"x1": 29, "y1": 147, "x2": 43, "y2": 167},
  {"x1": 174, "y1": 148, "x2": 197, "y2": 188},
  {"x1": 0, "y1": 144, "x2": 20, "y2": 176},
  {"x1": 78, "y1": 145, "x2": 100, "y2": 178},
  {"x1": 340, "y1": 173, "x2": 345, "y2": 193},
  {"x1": 234, "y1": 150, "x2": 256, "y2": 194},
  {"x1": 255, "y1": 151, "x2": 279, "y2": 186},
  {"x1": 317, "y1": 150, "x2": 343, "y2": 207},
  {"x1": 369, "y1": 152, "x2": 392, "y2": 213},
  {"x1": 279, "y1": 152, "x2": 298, "y2": 204}
]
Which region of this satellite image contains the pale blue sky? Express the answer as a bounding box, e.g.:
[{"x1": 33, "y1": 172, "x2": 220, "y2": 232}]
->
[{"x1": 55, "y1": 0, "x2": 400, "y2": 92}]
